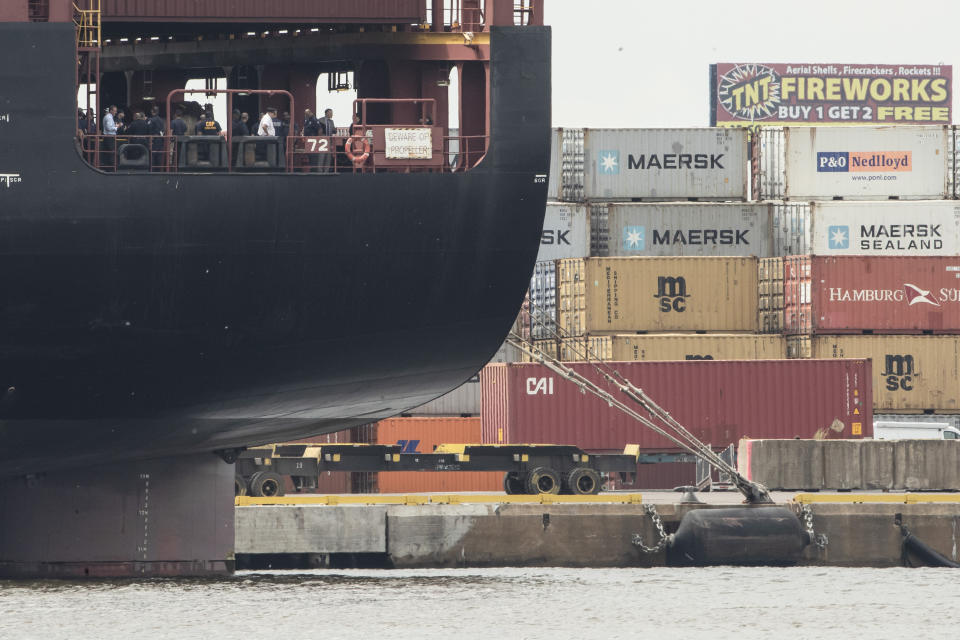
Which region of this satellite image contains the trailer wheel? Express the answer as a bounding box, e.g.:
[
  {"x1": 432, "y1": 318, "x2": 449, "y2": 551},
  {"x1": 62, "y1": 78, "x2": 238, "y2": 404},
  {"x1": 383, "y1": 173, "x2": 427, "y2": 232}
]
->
[
  {"x1": 567, "y1": 467, "x2": 602, "y2": 495},
  {"x1": 525, "y1": 467, "x2": 560, "y2": 495},
  {"x1": 250, "y1": 471, "x2": 285, "y2": 497},
  {"x1": 235, "y1": 474, "x2": 248, "y2": 496},
  {"x1": 503, "y1": 472, "x2": 526, "y2": 495}
]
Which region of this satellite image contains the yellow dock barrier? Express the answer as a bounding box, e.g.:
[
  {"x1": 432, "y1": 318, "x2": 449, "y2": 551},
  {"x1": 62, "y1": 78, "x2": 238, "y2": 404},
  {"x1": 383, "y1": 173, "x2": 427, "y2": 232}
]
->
[
  {"x1": 793, "y1": 493, "x2": 960, "y2": 505},
  {"x1": 236, "y1": 493, "x2": 645, "y2": 506}
]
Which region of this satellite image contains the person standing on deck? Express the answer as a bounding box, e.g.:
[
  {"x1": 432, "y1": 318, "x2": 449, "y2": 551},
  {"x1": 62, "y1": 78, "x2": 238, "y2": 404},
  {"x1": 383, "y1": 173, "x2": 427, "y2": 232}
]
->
[
  {"x1": 302, "y1": 109, "x2": 320, "y2": 172},
  {"x1": 320, "y1": 108, "x2": 335, "y2": 137},
  {"x1": 232, "y1": 109, "x2": 249, "y2": 137},
  {"x1": 318, "y1": 108, "x2": 336, "y2": 172},
  {"x1": 103, "y1": 105, "x2": 118, "y2": 135},
  {"x1": 195, "y1": 105, "x2": 222, "y2": 136},
  {"x1": 258, "y1": 108, "x2": 277, "y2": 136},
  {"x1": 102, "y1": 105, "x2": 118, "y2": 169},
  {"x1": 170, "y1": 108, "x2": 187, "y2": 137},
  {"x1": 147, "y1": 105, "x2": 165, "y2": 169}
]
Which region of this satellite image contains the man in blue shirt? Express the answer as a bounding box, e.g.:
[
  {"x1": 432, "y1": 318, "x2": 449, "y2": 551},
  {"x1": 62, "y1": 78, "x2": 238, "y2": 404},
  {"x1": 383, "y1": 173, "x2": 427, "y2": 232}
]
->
[
  {"x1": 147, "y1": 105, "x2": 165, "y2": 169},
  {"x1": 170, "y1": 108, "x2": 188, "y2": 137}
]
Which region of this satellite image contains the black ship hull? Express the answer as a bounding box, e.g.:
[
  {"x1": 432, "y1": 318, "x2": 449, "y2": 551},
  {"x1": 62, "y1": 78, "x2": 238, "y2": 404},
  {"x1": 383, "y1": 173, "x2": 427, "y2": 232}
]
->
[{"x1": 0, "y1": 23, "x2": 551, "y2": 475}]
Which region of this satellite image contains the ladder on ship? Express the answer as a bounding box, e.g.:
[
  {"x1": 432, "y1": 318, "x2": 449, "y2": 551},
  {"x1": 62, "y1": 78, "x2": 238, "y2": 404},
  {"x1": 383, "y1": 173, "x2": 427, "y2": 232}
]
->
[
  {"x1": 74, "y1": 0, "x2": 102, "y2": 125},
  {"x1": 506, "y1": 305, "x2": 773, "y2": 504}
]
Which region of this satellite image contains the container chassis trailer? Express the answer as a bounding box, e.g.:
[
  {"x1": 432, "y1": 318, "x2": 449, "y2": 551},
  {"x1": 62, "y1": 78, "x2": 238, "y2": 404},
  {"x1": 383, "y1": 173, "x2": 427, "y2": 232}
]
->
[{"x1": 235, "y1": 443, "x2": 678, "y2": 497}]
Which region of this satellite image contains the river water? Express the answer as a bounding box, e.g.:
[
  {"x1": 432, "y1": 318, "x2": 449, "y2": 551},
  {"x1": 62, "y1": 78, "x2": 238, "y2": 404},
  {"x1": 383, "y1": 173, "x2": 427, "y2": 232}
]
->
[{"x1": 1, "y1": 567, "x2": 956, "y2": 639}]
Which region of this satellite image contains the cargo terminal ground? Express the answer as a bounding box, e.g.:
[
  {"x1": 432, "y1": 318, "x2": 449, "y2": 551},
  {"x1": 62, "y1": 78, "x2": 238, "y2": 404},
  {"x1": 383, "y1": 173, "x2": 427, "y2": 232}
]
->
[{"x1": 231, "y1": 436, "x2": 960, "y2": 569}]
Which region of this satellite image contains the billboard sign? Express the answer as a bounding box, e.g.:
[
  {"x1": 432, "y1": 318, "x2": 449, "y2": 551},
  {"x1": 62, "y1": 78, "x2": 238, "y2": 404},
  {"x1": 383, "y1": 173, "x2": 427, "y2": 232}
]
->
[{"x1": 710, "y1": 63, "x2": 952, "y2": 126}]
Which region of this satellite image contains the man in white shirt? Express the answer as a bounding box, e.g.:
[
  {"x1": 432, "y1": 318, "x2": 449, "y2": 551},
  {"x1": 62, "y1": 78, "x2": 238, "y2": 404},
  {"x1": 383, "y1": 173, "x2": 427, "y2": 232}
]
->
[
  {"x1": 258, "y1": 107, "x2": 277, "y2": 136},
  {"x1": 103, "y1": 105, "x2": 118, "y2": 135},
  {"x1": 101, "y1": 105, "x2": 118, "y2": 169}
]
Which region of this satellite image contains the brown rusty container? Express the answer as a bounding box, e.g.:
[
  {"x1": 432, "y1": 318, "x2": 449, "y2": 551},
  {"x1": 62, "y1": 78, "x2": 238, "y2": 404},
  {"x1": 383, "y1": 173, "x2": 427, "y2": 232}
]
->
[
  {"x1": 787, "y1": 335, "x2": 960, "y2": 413},
  {"x1": 481, "y1": 360, "x2": 872, "y2": 451},
  {"x1": 556, "y1": 257, "x2": 758, "y2": 336},
  {"x1": 374, "y1": 417, "x2": 501, "y2": 493},
  {"x1": 558, "y1": 334, "x2": 785, "y2": 362},
  {"x1": 784, "y1": 256, "x2": 960, "y2": 334}
]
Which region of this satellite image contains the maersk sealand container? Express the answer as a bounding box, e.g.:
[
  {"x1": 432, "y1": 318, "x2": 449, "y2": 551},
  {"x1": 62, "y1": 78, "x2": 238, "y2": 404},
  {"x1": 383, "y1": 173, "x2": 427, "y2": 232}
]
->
[
  {"x1": 583, "y1": 128, "x2": 749, "y2": 201},
  {"x1": 773, "y1": 200, "x2": 960, "y2": 256}
]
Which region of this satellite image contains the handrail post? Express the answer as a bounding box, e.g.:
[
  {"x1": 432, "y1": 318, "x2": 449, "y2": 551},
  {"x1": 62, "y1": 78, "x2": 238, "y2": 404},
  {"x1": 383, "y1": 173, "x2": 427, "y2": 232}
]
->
[{"x1": 226, "y1": 92, "x2": 232, "y2": 172}]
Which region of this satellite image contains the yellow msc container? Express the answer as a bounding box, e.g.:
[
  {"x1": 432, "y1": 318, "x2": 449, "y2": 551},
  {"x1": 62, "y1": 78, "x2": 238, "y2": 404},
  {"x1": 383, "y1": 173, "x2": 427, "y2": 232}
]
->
[
  {"x1": 559, "y1": 333, "x2": 786, "y2": 362},
  {"x1": 556, "y1": 257, "x2": 759, "y2": 335},
  {"x1": 787, "y1": 335, "x2": 960, "y2": 412}
]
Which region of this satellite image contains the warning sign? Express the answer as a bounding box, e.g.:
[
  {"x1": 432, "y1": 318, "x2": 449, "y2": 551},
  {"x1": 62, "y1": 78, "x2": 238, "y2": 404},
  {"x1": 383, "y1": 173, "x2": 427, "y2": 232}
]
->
[{"x1": 384, "y1": 128, "x2": 432, "y2": 160}]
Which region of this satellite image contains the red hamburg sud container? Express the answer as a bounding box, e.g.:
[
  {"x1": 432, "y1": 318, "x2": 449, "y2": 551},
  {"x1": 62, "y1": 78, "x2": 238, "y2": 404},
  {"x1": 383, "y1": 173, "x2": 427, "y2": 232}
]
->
[
  {"x1": 481, "y1": 360, "x2": 872, "y2": 451},
  {"x1": 784, "y1": 256, "x2": 960, "y2": 334}
]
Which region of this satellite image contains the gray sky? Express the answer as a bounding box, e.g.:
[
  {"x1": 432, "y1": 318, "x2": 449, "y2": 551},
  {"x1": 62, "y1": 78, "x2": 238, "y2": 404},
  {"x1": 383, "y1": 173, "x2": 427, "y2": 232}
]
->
[{"x1": 545, "y1": 0, "x2": 958, "y2": 127}]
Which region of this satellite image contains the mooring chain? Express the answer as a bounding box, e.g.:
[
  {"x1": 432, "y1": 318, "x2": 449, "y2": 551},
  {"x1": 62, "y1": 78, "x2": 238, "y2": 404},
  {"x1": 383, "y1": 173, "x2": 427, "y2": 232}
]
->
[
  {"x1": 631, "y1": 504, "x2": 670, "y2": 553},
  {"x1": 800, "y1": 503, "x2": 829, "y2": 549}
]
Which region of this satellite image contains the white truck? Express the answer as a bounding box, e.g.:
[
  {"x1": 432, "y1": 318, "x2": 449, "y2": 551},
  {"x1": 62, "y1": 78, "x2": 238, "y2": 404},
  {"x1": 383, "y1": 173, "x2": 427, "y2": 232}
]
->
[{"x1": 873, "y1": 421, "x2": 960, "y2": 440}]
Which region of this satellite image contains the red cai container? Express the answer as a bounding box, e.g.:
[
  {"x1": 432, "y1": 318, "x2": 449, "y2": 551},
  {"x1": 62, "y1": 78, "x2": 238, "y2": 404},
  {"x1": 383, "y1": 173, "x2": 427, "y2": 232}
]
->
[
  {"x1": 603, "y1": 460, "x2": 695, "y2": 491},
  {"x1": 784, "y1": 255, "x2": 960, "y2": 334},
  {"x1": 481, "y1": 360, "x2": 872, "y2": 451}
]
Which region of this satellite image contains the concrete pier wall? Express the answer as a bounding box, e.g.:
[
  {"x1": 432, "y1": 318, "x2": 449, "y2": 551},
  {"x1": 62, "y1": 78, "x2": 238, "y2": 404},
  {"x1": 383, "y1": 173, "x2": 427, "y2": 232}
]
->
[
  {"x1": 740, "y1": 439, "x2": 960, "y2": 491},
  {"x1": 238, "y1": 503, "x2": 665, "y2": 567},
  {"x1": 236, "y1": 499, "x2": 960, "y2": 568}
]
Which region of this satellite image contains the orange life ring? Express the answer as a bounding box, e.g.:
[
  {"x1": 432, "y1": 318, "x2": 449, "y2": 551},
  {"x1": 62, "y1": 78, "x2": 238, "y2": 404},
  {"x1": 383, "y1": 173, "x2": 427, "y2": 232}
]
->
[{"x1": 345, "y1": 136, "x2": 370, "y2": 166}]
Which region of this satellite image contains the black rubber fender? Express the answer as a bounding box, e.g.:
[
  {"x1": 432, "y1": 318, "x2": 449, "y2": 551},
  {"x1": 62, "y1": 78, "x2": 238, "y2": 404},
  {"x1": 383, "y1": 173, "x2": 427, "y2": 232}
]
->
[
  {"x1": 901, "y1": 526, "x2": 960, "y2": 568},
  {"x1": 667, "y1": 506, "x2": 809, "y2": 567}
]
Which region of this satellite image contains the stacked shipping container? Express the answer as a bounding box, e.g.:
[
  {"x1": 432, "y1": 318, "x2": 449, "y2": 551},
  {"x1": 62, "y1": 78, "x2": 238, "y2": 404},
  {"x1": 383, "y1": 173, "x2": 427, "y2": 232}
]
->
[
  {"x1": 481, "y1": 360, "x2": 872, "y2": 448},
  {"x1": 754, "y1": 128, "x2": 959, "y2": 418},
  {"x1": 386, "y1": 124, "x2": 960, "y2": 491},
  {"x1": 514, "y1": 129, "x2": 812, "y2": 489},
  {"x1": 536, "y1": 129, "x2": 775, "y2": 369}
]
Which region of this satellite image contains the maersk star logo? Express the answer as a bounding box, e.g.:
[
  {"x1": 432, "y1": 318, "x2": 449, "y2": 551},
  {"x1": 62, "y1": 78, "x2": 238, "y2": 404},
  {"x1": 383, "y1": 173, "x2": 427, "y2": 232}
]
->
[
  {"x1": 904, "y1": 283, "x2": 941, "y2": 307},
  {"x1": 828, "y1": 225, "x2": 849, "y2": 250},
  {"x1": 623, "y1": 226, "x2": 645, "y2": 251},
  {"x1": 599, "y1": 150, "x2": 619, "y2": 175}
]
